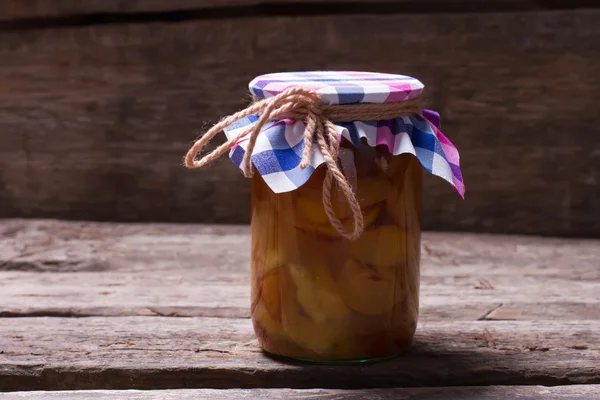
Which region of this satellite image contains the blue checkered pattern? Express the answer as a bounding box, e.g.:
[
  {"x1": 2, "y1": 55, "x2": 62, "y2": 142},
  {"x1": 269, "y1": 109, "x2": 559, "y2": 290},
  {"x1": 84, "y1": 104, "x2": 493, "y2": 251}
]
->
[
  {"x1": 224, "y1": 113, "x2": 464, "y2": 197},
  {"x1": 223, "y1": 72, "x2": 464, "y2": 197}
]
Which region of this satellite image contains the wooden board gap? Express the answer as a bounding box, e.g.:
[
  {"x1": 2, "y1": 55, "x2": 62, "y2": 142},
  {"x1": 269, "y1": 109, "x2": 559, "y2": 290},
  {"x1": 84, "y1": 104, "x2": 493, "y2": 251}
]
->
[{"x1": 1, "y1": 1, "x2": 600, "y2": 31}]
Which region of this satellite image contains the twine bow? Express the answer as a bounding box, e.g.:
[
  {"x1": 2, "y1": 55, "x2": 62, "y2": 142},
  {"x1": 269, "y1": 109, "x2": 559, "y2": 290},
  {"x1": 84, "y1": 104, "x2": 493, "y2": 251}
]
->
[{"x1": 184, "y1": 87, "x2": 422, "y2": 240}]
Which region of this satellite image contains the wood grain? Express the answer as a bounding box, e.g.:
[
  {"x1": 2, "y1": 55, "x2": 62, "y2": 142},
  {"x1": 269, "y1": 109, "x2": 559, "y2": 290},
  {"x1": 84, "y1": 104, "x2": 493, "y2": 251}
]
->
[
  {"x1": 0, "y1": 221, "x2": 598, "y2": 392},
  {"x1": 0, "y1": 11, "x2": 599, "y2": 235},
  {"x1": 1, "y1": 220, "x2": 598, "y2": 319},
  {"x1": 2, "y1": 386, "x2": 600, "y2": 399},
  {"x1": 1, "y1": 317, "x2": 599, "y2": 391},
  {"x1": 3, "y1": 271, "x2": 599, "y2": 320},
  {"x1": 2, "y1": 220, "x2": 599, "y2": 279}
]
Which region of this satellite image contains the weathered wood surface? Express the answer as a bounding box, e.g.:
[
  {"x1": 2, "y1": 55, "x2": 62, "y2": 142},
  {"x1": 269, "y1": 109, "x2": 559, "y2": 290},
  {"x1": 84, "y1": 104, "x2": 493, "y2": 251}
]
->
[
  {"x1": 3, "y1": 271, "x2": 599, "y2": 320},
  {"x1": 1, "y1": 220, "x2": 599, "y2": 320},
  {"x1": 1, "y1": 317, "x2": 599, "y2": 391},
  {"x1": 2, "y1": 386, "x2": 600, "y2": 400},
  {"x1": 0, "y1": 11, "x2": 599, "y2": 236},
  {"x1": 1, "y1": 221, "x2": 599, "y2": 391}
]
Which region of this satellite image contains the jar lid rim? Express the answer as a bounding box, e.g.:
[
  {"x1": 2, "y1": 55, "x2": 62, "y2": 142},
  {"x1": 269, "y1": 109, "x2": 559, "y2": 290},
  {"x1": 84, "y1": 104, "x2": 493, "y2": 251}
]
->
[{"x1": 249, "y1": 71, "x2": 424, "y2": 105}]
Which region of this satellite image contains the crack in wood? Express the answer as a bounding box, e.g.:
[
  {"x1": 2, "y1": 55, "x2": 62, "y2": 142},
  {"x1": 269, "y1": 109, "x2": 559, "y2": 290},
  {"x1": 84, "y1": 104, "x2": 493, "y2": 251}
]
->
[
  {"x1": 477, "y1": 303, "x2": 504, "y2": 321},
  {"x1": 0, "y1": 246, "x2": 64, "y2": 270},
  {"x1": 475, "y1": 279, "x2": 495, "y2": 290},
  {"x1": 194, "y1": 348, "x2": 232, "y2": 354}
]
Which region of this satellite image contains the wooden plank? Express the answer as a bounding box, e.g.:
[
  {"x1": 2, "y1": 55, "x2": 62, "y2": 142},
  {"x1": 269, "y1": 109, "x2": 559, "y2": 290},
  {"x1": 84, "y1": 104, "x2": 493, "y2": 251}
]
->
[
  {"x1": 2, "y1": 386, "x2": 600, "y2": 399},
  {"x1": 3, "y1": 270, "x2": 599, "y2": 320},
  {"x1": 2, "y1": 220, "x2": 599, "y2": 278},
  {"x1": 1, "y1": 12, "x2": 599, "y2": 236},
  {"x1": 1, "y1": 220, "x2": 599, "y2": 319},
  {"x1": 1, "y1": 317, "x2": 599, "y2": 391},
  {"x1": 0, "y1": 0, "x2": 558, "y2": 21}
]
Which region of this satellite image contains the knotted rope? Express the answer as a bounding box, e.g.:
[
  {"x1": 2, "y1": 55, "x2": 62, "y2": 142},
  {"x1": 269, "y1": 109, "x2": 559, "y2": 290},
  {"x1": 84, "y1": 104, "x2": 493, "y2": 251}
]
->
[{"x1": 184, "y1": 87, "x2": 422, "y2": 240}]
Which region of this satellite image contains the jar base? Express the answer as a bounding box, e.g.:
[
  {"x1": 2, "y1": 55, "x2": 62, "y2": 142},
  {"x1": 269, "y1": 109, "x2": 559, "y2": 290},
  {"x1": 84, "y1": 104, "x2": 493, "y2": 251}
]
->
[{"x1": 262, "y1": 349, "x2": 404, "y2": 365}]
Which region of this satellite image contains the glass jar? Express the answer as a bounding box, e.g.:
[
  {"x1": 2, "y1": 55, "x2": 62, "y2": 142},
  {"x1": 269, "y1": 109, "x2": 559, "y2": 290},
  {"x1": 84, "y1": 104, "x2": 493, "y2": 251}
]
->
[{"x1": 250, "y1": 140, "x2": 422, "y2": 363}]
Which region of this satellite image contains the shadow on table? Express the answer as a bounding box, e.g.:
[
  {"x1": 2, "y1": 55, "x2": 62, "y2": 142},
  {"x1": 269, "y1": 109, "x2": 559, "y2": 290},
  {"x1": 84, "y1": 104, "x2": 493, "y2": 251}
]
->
[{"x1": 261, "y1": 337, "x2": 523, "y2": 391}]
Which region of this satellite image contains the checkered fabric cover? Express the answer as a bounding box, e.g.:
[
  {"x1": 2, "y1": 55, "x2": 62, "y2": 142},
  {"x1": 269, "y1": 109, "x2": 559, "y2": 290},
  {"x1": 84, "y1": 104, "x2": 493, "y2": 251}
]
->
[{"x1": 224, "y1": 71, "x2": 465, "y2": 197}]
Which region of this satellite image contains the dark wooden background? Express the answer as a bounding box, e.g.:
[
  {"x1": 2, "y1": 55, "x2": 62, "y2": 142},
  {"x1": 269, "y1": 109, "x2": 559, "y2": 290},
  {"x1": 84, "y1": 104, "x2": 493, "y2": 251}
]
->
[{"x1": 0, "y1": 1, "x2": 599, "y2": 237}]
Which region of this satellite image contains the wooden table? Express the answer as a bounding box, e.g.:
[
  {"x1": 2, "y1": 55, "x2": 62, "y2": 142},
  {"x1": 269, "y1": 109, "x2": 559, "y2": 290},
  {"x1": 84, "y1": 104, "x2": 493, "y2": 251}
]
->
[{"x1": 1, "y1": 220, "x2": 599, "y2": 399}]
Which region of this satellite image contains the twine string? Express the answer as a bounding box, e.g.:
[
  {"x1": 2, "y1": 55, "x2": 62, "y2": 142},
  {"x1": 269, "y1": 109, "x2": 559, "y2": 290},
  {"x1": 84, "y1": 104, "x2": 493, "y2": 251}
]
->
[{"x1": 184, "y1": 87, "x2": 422, "y2": 240}]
